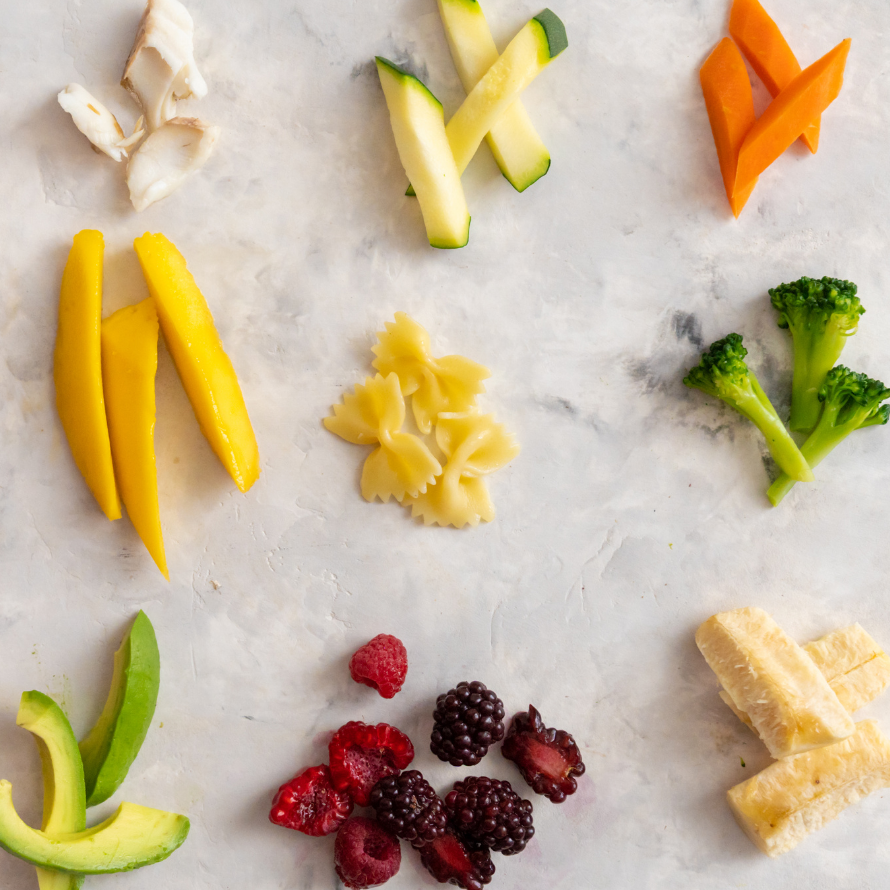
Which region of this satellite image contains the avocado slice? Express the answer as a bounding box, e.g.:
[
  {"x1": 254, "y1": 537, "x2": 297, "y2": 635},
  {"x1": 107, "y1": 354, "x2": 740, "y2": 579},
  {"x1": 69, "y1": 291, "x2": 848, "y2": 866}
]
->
[
  {"x1": 0, "y1": 780, "x2": 189, "y2": 873},
  {"x1": 79, "y1": 611, "x2": 160, "y2": 807},
  {"x1": 16, "y1": 692, "x2": 86, "y2": 890}
]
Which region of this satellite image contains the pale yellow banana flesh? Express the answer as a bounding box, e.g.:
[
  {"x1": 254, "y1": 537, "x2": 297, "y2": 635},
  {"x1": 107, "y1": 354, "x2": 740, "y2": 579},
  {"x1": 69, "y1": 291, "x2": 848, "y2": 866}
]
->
[
  {"x1": 728, "y1": 720, "x2": 890, "y2": 857},
  {"x1": 721, "y1": 624, "x2": 890, "y2": 726},
  {"x1": 696, "y1": 607, "x2": 854, "y2": 759}
]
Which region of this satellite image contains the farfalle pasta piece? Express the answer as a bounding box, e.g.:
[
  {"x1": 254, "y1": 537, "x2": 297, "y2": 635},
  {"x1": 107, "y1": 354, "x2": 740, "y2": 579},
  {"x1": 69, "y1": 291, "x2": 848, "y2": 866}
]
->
[
  {"x1": 324, "y1": 373, "x2": 442, "y2": 503},
  {"x1": 403, "y1": 411, "x2": 520, "y2": 528},
  {"x1": 372, "y1": 313, "x2": 490, "y2": 434}
]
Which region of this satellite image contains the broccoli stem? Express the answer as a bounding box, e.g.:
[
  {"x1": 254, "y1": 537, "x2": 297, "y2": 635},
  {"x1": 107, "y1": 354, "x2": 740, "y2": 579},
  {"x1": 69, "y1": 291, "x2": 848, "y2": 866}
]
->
[
  {"x1": 767, "y1": 401, "x2": 870, "y2": 506},
  {"x1": 743, "y1": 373, "x2": 814, "y2": 483},
  {"x1": 789, "y1": 322, "x2": 849, "y2": 432}
]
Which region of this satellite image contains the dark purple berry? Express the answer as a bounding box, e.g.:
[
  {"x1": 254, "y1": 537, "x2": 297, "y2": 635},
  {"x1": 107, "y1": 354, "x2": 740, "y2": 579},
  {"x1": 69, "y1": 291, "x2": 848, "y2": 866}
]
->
[
  {"x1": 445, "y1": 776, "x2": 534, "y2": 856},
  {"x1": 369, "y1": 770, "x2": 448, "y2": 845},
  {"x1": 417, "y1": 828, "x2": 496, "y2": 890},
  {"x1": 430, "y1": 681, "x2": 505, "y2": 767}
]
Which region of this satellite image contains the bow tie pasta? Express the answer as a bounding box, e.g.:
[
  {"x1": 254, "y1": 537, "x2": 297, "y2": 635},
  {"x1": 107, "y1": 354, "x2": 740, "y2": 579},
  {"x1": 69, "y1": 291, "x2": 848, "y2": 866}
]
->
[
  {"x1": 403, "y1": 411, "x2": 520, "y2": 528},
  {"x1": 324, "y1": 373, "x2": 442, "y2": 502},
  {"x1": 372, "y1": 312, "x2": 490, "y2": 434}
]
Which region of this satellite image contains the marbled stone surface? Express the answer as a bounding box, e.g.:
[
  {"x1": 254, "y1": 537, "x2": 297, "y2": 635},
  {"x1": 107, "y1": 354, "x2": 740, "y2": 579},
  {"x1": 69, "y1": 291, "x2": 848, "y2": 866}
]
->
[{"x1": 2, "y1": 0, "x2": 890, "y2": 887}]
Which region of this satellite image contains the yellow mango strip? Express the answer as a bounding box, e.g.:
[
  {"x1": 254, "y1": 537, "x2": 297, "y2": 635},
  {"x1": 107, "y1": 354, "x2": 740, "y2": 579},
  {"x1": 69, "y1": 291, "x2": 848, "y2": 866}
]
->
[
  {"x1": 54, "y1": 230, "x2": 121, "y2": 520},
  {"x1": 133, "y1": 234, "x2": 260, "y2": 493},
  {"x1": 101, "y1": 300, "x2": 168, "y2": 579}
]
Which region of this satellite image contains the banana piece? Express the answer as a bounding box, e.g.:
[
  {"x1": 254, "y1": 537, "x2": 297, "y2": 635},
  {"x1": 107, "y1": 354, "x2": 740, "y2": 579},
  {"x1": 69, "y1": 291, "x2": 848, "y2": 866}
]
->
[
  {"x1": 727, "y1": 720, "x2": 890, "y2": 857},
  {"x1": 805, "y1": 624, "x2": 890, "y2": 713},
  {"x1": 696, "y1": 607, "x2": 854, "y2": 759},
  {"x1": 720, "y1": 624, "x2": 890, "y2": 727}
]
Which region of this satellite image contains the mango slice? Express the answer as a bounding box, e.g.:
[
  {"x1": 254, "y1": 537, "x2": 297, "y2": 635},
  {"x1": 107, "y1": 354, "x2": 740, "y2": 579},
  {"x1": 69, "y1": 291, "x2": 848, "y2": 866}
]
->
[
  {"x1": 101, "y1": 300, "x2": 168, "y2": 578},
  {"x1": 54, "y1": 230, "x2": 121, "y2": 520},
  {"x1": 133, "y1": 233, "x2": 260, "y2": 492}
]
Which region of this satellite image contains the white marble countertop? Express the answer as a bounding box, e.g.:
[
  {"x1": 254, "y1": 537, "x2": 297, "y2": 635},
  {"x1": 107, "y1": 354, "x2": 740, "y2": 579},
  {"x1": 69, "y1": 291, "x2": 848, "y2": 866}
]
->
[{"x1": 2, "y1": 0, "x2": 890, "y2": 887}]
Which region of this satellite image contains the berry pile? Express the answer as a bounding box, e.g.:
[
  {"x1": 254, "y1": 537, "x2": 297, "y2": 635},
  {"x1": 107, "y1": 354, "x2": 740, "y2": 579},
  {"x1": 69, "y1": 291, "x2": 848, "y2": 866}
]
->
[{"x1": 268, "y1": 634, "x2": 586, "y2": 889}]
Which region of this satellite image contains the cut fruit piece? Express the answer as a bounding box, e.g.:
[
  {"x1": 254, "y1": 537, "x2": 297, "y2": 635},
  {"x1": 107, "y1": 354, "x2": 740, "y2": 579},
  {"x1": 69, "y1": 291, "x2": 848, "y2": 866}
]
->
[
  {"x1": 699, "y1": 38, "x2": 758, "y2": 218},
  {"x1": 728, "y1": 0, "x2": 819, "y2": 152},
  {"x1": 734, "y1": 38, "x2": 851, "y2": 195},
  {"x1": 133, "y1": 233, "x2": 260, "y2": 492},
  {"x1": 17, "y1": 692, "x2": 86, "y2": 890},
  {"x1": 54, "y1": 230, "x2": 121, "y2": 521},
  {"x1": 0, "y1": 781, "x2": 189, "y2": 873},
  {"x1": 79, "y1": 611, "x2": 160, "y2": 808},
  {"x1": 101, "y1": 300, "x2": 167, "y2": 579},
  {"x1": 696, "y1": 607, "x2": 854, "y2": 759},
  {"x1": 720, "y1": 623, "x2": 890, "y2": 726},
  {"x1": 376, "y1": 58, "x2": 471, "y2": 249},
  {"x1": 437, "y1": 0, "x2": 550, "y2": 192},
  {"x1": 727, "y1": 720, "x2": 890, "y2": 857},
  {"x1": 805, "y1": 624, "x2": 890, "y2": 713},
  {"x1": 445, "y1": 9, "x2": 568, "y2": 176}
]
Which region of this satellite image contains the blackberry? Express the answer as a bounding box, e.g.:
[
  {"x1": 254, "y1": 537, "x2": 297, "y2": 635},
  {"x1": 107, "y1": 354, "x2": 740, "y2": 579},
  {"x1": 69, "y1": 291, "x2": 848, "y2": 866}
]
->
[
  {"x1": 431, "y1": 681, "x2": 506, "y2": 767},
  {"x1": 369, "y1": 770, "x2": 448, "y2": 844},
  {"x1": 418, "y1": 828, "x2": 496, "y2": 890},
  {"x1": 445, "y1": 776, "x2": 534, "y2": 856}
]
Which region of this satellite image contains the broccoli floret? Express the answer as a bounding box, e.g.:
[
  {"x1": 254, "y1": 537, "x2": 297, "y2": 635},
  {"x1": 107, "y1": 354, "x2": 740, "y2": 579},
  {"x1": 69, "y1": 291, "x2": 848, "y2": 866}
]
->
[
  {"x1": 768, "y1": 366, "x2": 890, "y2": 505},
  {"x1": 769, "y1": 276, "x2": 864, "y2": 432},
  {"x1": 683, "y1": 333, "x2": 813, "y2": 483}
]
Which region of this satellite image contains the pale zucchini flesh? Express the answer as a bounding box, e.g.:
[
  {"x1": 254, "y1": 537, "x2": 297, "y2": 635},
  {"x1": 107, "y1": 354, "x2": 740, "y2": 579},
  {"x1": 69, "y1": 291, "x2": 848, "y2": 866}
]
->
[
  {"x1": 376, "y1": 57, "x2": 471, "y2": 249},
  {"x1": 445, "y1": 9, "x2": 567, "y2": 176},
  {"x1": 437, "y1": 0, "x2": 550, "y2": 191}
]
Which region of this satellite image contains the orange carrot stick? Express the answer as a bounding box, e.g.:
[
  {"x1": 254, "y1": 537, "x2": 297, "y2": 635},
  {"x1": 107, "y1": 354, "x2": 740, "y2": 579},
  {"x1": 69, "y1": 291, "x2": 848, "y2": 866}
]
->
[
  {"x1": 729, "y1": 0, "x2": 820, "y2": 153},
  {"x1": 700, "y1": 38, "x2": 758, "y2": 218},
  {"x1": 734, "y1": 38, "x2": 850, "y2": 195}
]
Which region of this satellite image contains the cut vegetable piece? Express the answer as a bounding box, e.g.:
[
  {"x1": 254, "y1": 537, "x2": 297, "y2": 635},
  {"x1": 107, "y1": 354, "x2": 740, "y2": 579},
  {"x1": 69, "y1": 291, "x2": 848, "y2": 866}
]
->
[
  {"x1": 437, "y1": 0, "x2": 550, "y2": 191},
  {"x1": 54, "y1": 230, "x2": 121, "y2": 521},
  {"x1": 0, "y1": 781, "x2": 189, "y2": 874},
  {"x1": 126, "y1": 117, "x2": 219, "y2": 212},
  {"x1": 720, "y1": 623, "x2": 890, "y2": 726},
  {"x1": 805, "y1": 625, "x2": 890, "y2": 713},
  {"x1": 696, "y1": 607, "x2": 854, "y2": 759},
  {"x1": 727, "y1": 721, "x2": 890, "y2": 857},
  {"x1": 699, "y1": 38, "x2": 758, "y2": 218},
  {"x1": 376, "y1": 58, "x2": 470, "y2": 249},
  {"x1": 17, "y1": 692, "x2": 86, "y2": 890},
  {"x1": 445, "y1": 9, "x2": 567, "y2": 176},
  {"x1": 133, "y1": 233, "x2": 260, "y2": 491},
  {"x1": 101, "y1": 300, "x2": 167, "y2": 579},
  {"x1": 729, "y1": 0, "x2": 819, "y2": 152},
  {"x1": 734, "y1": 38, "x2": 851, "y2": 195},
  {"x1": 79, "y1": 611, "x2": 160, "y2": 807}
]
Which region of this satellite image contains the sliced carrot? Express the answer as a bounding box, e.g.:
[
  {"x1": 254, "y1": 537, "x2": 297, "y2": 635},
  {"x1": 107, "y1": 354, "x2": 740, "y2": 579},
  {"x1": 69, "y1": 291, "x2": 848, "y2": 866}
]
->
[
  {"x1": 700, "y1": 38, "x2": 758, "y2": 218},
  {"x1": 729, "y1": 0, "x2": 819, "y2": 153},
  {"x1": 734, "y1": 39, "x2": 850, "y2": 195}
]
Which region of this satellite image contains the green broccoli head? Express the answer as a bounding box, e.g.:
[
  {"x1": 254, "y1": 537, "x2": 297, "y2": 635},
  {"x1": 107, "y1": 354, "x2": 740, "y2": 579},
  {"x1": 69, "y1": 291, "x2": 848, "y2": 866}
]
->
[
  {"x1": 768, "y1": 277, "x2": 865, "y2": 431},
  {"x1": 769, "y1": 276, "x2": 863, "y2": 332},
  {"x1": 682, "y1": 333, "x2": 751, "y2": 402},
  {"x1": 684, "y1": 333, "x2": 812, "y2": 482},
  {"x1": 818, "y1": 366, "x2": 890, "y2": 429}
]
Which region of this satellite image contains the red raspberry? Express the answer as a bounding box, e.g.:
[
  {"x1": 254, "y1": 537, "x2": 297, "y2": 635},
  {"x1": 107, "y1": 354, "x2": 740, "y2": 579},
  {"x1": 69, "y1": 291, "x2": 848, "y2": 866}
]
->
[
  {"x1": 501, "y1": 705, "x2": 585, "y2": 803},
  {"x1": 335, "y1": 817, "x2": 401, "y2": 889},
  {"x1": 417, "y1": 828, "x2": 495, "y2": 890},
  {"x1": 349, "y1": 634, "x2": 408, "y2": 699},
  {"x1": 329, "y1": 721, "x2": 415, "y2": 806},
  {"x1": 269, "y1": 764, "x2": 353, "y2": 836}
]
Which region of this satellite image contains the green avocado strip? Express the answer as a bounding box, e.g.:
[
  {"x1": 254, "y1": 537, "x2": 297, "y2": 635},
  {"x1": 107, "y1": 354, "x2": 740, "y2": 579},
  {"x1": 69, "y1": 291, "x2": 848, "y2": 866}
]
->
[
  {"x1": 0, "y1": 781, "x2": 189, "y2": 874},
  {"x1": 16, "y1": 692, "x2": 86, "y2": 890},
  {"x1": 79, "y1": 611, "x2": 160, "y2": 807}
]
